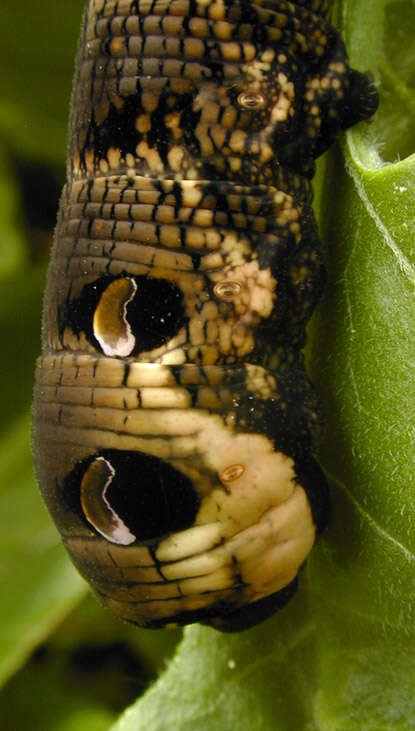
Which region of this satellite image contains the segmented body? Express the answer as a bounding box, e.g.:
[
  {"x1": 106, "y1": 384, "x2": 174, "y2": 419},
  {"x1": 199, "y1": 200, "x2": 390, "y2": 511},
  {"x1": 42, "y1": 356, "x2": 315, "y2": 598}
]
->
[{"x1": 33, "y1": 0, "x2": 377, "y2": 630}]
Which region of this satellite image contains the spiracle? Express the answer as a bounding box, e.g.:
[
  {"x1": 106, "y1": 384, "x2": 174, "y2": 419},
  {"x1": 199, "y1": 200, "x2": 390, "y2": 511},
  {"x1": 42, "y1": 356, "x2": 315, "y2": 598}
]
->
[{"x1": 32, "y1": 0, "x2": 378, "y2": 631}]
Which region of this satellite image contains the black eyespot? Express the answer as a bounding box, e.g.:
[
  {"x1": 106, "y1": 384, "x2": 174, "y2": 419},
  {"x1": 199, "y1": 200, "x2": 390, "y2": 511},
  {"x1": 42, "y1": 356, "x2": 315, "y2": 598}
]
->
[
  {"x1": 63, "y1": 450, "x2": 201, "y2": 544},
  {"x1": 59, "y1": 274, "x2": 187, "y2": 355}
]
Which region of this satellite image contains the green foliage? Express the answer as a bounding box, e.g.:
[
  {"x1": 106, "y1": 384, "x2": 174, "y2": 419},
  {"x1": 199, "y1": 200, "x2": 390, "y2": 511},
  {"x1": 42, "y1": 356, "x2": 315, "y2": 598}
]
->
[{"x1": 0, "y1": 0, "x2": 413, "y2": 728}]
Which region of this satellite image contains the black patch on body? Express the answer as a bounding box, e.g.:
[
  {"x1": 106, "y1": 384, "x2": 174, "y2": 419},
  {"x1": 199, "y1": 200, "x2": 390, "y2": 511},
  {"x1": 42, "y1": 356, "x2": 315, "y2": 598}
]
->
[
  {"x1": 62, "y1": 449, "x2": 200, "y2": 543},
  {"x1": 59, "y1": 274, "x2": 187, "y2": 354}
]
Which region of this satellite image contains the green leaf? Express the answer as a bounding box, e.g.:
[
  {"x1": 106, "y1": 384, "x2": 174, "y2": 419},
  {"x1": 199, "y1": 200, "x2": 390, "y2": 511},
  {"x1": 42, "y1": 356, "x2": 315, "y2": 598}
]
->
[
  {"x1": 0, "y1": 164, "x2": 87, "y2": 688},
  {"x1": 0, "y1": 591, "x2": 181, "y2": 730},
  {"x1": 111, "y1": 586, "x2": 320, "y2": 731},
  {"x1": 308, "y1": 0, "x2": 415, "y2": 727},
  {"x1": 307, "y1": 124, "x2": 415, "y2": 729},
  {"x1": 0, "y1": 623, "x2": 115, "y2": 731},
  {"x1": 0, "y1": 0, "x2": 85, "y2": 166},
  {"x1": 0, "y1": 146, "x2": 27, "y2": 278},
  {"x1": 0, "y1": 413, "x2": 86, "y2": 687},
  {"x1": 0, "y1": 266, "x2": 44, "y2": 433},
  {"x1": 0, "y1": 1, "x2": 90, "y2": 689}
]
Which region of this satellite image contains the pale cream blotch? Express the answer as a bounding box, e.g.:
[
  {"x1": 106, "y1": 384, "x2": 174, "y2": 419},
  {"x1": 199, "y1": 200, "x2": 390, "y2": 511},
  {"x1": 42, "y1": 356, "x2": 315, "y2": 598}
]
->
[
  {"x1": 196, "y1": 427, "x2": 296, "y2": 533},
  {"x1": 211, "y1": 258, "x2": 276, "y2": 323},
  {"x1": 270, "y1": 72, "x2": 295, "y2": 123},
  {"x1": 156, "y1": 420, "x2": 315, "y2": 600}
]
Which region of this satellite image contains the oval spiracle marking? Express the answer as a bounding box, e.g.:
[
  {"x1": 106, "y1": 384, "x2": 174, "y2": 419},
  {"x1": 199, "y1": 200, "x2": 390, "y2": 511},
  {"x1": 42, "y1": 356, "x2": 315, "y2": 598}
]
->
[
  {"x1": 33, "y1": 0, "x2": 378, "y2": 631},
  {"x1": 237, "y1": 91, "x2": 266, "y2": 110}
]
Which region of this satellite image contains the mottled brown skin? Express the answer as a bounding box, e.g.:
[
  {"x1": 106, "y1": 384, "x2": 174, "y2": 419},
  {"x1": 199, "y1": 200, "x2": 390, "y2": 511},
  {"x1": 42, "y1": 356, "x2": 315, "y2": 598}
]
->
[{"x1": 33, "y1": 0, "x2": 377, "y2": 630}]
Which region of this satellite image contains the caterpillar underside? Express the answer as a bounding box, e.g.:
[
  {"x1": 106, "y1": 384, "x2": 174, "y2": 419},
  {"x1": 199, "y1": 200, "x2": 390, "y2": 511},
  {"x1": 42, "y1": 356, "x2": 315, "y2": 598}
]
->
[{"x1": 32, "y1": 0, "x2": 377, "y2": 631}]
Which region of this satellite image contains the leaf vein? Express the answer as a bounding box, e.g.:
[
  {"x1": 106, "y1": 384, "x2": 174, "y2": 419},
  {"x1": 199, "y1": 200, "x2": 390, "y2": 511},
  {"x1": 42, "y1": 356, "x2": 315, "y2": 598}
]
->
[{"x1": 346, "y1": 144, "x2": 415, "y2": 288}]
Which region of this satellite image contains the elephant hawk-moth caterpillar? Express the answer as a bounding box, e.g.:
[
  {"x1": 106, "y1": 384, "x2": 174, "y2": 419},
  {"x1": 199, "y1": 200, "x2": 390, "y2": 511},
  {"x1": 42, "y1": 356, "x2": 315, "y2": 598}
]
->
[{"x1": 32, "y1": 0, "x2": 378, "y2": 631}]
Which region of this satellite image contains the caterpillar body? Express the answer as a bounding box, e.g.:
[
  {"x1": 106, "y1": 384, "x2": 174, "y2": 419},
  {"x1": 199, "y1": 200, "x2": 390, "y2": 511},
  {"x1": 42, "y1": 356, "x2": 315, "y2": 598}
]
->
[{"x1": 33, "y1": 0, "x2": 378, "y2": 631}]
